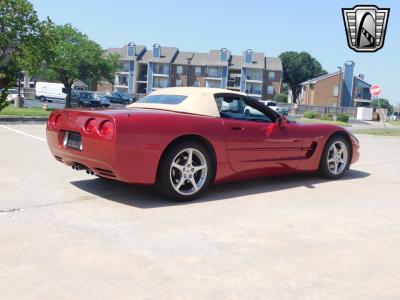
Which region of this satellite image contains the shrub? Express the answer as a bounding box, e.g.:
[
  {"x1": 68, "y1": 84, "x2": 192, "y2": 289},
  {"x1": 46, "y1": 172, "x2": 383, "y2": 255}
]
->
[
  {"x1": 337, "y1": 113, "x2": 349, "y2": 123},
  {"x1": 273, "y1": 93, "x2": 288, "y2": 103},
  {"x1": 320, "y1": 114, "x2": 333, "y2": 121},
  {"x1": 303, "y1": 111, "x2": 316, "y2": 119}
]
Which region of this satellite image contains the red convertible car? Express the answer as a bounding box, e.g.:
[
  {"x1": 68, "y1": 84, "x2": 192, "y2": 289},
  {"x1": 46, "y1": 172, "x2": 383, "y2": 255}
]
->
[{"x1": 46, "y1": 87, "x2": 360, "y2": 201}]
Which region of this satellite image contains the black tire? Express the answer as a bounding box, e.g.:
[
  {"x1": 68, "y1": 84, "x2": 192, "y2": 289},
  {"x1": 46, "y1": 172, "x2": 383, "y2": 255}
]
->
[
  {"x1": 319, "y1": 135, "x2": 350, "y2": 179},
  {"x1": 123, "y1": 100, "x2": 129, "y2": 105},
  {"x1": 156, "y1": 140, "x2": 214, "y2": 201},
  {"x1": 39, "y1": 96, "x2": 46, "y2": 102}
]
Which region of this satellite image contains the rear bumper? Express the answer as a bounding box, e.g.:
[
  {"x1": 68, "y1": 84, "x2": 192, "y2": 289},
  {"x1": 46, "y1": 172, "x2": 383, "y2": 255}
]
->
[{"x1": 46, "y1": 127, "x2": 158, "y2": 185}]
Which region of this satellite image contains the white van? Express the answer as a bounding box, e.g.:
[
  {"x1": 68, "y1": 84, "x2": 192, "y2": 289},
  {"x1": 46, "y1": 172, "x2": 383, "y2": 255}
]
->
[{"x1": 35, "y1": 82, "x2": 66, "y2": 102}]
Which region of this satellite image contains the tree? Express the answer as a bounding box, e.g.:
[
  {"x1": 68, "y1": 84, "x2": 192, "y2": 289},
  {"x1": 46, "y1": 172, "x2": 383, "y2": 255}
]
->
[
  {"x1": 279, "y1": 51, "x2": 327, "y2": 103},
  {"x1": 371, "y1": 98, "x2": 393, "y2": 115},
  {"x1": 22, "y1": 22, "x2": 119, "y2": 107},
  {"x1": 0, "y1": 0, "x2": 39, "y2": 110},
  {"x1": 273, "y1": 93, "x2": 288, "y2": 103}
]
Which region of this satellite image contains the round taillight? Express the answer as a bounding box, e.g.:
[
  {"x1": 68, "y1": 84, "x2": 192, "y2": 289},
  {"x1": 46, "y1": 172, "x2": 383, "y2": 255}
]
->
[
  {"x1": 98, "y1": 120, "x2": 114, "y2": 137},
  {"x1": 84, "y1": 118, "x2": 97, "y2": 134},
  {"x1": 54, "y1": 114, "x2": 62, "y2": 128}
]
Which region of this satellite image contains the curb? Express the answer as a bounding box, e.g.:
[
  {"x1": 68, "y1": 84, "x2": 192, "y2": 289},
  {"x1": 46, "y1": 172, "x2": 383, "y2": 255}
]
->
[{"x1": 0, "y1": 116, "x2": 48, "y2": 124}]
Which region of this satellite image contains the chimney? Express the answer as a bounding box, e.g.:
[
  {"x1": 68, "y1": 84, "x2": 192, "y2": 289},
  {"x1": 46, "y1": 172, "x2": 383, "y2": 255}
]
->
[
  {"x1": 153, "y1": 44, "x2": 161, "y2": 58},
  {"x1": 220, "y1": 48, "x2": 228, "y2": 61},
  {"x1": 244, "y1": 49, "x2": 253, "y2": 65},
  {"x1": 127, "y1": 42, "x2": 136, "y2": 57}
]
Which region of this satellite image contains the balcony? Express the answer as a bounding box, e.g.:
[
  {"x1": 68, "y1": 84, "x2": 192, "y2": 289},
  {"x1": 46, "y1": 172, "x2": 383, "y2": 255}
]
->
[
  {"x1": 246, "y1": 70, "x2": 263, "y2": 83},
  {"x1": 227, "y1": 82, "x2": 240, "y2": 89}
]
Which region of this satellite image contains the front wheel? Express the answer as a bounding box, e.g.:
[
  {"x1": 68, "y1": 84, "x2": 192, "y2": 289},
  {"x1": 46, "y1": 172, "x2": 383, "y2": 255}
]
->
[
  {"x1": 319, "y1": 136, "x2": 350, "y2": 179},
  {"x1": 157, "y1": 141, "x2": 214, "y2": 201}
]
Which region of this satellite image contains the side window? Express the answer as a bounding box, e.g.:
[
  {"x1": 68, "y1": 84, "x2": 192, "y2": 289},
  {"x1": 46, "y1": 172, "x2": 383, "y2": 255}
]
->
[{"x1": 215, "y1": 95, "x2": 273, "y2": 123}]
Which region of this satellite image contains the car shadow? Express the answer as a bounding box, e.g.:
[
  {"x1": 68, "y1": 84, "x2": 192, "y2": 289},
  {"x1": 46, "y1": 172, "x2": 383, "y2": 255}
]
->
[{"x1": 70, "y1": 169, "x2": 370, "y2": 209}]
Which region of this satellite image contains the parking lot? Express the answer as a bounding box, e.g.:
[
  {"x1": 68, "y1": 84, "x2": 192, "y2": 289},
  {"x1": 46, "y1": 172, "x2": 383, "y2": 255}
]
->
[{"x1": 1, "y1": 124, "x2": 400, "y2": 299}]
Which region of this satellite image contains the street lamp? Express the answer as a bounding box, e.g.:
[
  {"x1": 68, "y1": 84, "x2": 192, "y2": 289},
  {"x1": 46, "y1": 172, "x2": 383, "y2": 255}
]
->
[{"x1": 335, "y1": 66, "x2": 343, "y2": 119}]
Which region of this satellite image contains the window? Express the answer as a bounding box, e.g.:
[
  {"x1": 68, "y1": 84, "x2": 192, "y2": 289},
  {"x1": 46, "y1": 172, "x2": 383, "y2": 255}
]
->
[
  {"x1": 194, "y1": 80, "x2": 200, "y2": 87},
  {"x1": 137, "y1": 94, "x2": 187, "y2": 105},
  {"x1": 195, "y1": 67, "x2": 202, "y2": 76},
  {"x1": 333, "y1": 85, "x2": 339, "y2": 97},
  {"x1": 214, "y1": 95, "x2": 273, "y2": 123},
  {"x1": 154, "y1": 63, "x2": 169, "y2": 75},
  {"x1": 207, "y1": 67, "x2": 220, "y2": 77},
  {"x1": 267, "y1": 85, "x2": 274, "y2": 95},
  {"x1": 176, "y1": 65, "x2": 183, "y2": 74},
  {"x1": 153, "y1": 77, "x2": 169, "y2": 88},
  {"x1": 176, "y1": 79, "x2": 182, "y2": 87},
  {"x1": 268, "y1": 71, "x2": 275, "y2": 80}
]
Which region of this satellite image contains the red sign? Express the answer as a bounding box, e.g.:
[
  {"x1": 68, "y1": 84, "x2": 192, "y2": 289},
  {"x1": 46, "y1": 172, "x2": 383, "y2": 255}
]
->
[{"x1": 370, "y1": 84, "x2": 381, "y2": 96}]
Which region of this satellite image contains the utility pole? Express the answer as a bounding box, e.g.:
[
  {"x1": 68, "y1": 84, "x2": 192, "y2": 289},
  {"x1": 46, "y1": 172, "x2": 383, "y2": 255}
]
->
[
  {"x1": 186, "y1": 56, "x2": 192, "y2": 87},
  {"x1": 335, "y1": 66, "x2": 342, "y2": 119}
]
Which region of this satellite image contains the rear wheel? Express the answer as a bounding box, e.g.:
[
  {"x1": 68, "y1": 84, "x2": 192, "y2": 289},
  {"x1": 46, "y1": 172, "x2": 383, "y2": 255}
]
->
[
  {"x1": 157, "y1": 141, "x2": 214, "y2": 201},
  {"x1": 319, "y1": 136, "x2": 350, "y2": 179},
  {"x1": 39, "y1": 96, "x2": 46, "y2": 102}
]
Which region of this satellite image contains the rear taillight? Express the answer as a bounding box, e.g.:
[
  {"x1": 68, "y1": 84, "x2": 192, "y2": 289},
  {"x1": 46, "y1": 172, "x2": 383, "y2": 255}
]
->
[
  {"x1": 98, "y1": 120, "x2": 114, "y2": 137},
  {"x1": 48, "y1": 114, "x2": 56, "y2": 127},
  {"x1": 84, "y1": 118, "x2": 97, "y2": 134},
  {"x1": 54, "y1": 114, "x2": 62, "y2": 128}
]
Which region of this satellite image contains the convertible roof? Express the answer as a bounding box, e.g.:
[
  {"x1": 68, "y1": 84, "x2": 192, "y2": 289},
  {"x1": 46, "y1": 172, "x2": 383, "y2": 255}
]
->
[{"x1": 127, "y1": 87, "x2": 246, "y2": 118}]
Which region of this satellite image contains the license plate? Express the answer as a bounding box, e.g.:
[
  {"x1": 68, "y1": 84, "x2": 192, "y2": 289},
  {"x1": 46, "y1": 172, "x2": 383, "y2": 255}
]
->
[{"x1": 63, "y1": 131, "x2": 82, "y2": 150}]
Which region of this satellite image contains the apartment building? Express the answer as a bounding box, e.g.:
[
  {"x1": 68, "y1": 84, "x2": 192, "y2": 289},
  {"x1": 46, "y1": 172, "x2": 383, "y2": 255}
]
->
[
  {"x1": 299, "y1": 61, "x2": 372, "y2": 107},
  {"x1": 100, "y1": 43, "x2": 282, "y2": 99}
]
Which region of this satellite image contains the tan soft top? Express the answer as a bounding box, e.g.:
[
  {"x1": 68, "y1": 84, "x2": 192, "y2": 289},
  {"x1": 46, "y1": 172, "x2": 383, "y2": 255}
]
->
[{"x1": 127, "y1": 87, "x2": 245, "y2": 118}]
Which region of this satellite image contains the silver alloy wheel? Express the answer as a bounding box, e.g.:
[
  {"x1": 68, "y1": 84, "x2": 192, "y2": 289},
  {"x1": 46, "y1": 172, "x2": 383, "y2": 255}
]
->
[
  {"x1": 169, "y1": 148, "x2": 208, "y2": 196},
  {"x1": 327, "y1": 141, "x2": 348, "y2": 175}
]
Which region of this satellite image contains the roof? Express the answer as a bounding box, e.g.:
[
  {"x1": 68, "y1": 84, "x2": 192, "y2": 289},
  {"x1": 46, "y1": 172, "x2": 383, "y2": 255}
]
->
[
  {"x1": 300, "y1": 71, "x2": 340, "y2": 85},
  {"x1": 190, "y1": 52, "x2": 209, "y2": 66},
  {"x1": 172, "y1": 51, "x2": 194, "y2": 65},
  {"x1": 137, "y1": 47, "x2": 179, "y2": 64},
  {"x1": 265, "y1": 57, "x2": 282, "y2": 71},
  {"x1": 243, "y1": 52, "x2": 265, "y2": 69},
  {"x1": 354, "y1": 76, "x2": 372, "y2": 88},
  {"x1": 205, "y1": 50, "x2": 230, "y2": 67},
  {"x1": 106, "y1": 44, "x2": 146, "y2": 61},
  {"x1": 229, "y1": 55, "x2": 243, "y2": 70},
  {"x1": 127, "y1": 87, "x2": 245, "y2": 118}
]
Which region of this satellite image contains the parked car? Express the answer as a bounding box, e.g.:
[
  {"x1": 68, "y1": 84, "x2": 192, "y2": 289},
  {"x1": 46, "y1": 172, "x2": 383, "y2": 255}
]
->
[
  {"x1": 47, "y1": 87, "x2": 360, "y2": 201},
  {"x1": 388, "y1": 112, "x2": 400, "y2": 121},
  {"x1": 35, "y1": 82, "x2": 66, "y2": 102},
  {"x1": 93, "y1": 92, "x2": 111, "y2": 108},
  {"x1": 0, "y1": 88, "x2": 24, "y2": 103},
  {"x1": 71, "y1": 91, "x2": 102, "y2": 108},
  {"x1": 244, "y1": 100, "x2": 288, "y2": 117},
  {"x1": 105, "y1": 91, "x2": 134, "y2": 105}
]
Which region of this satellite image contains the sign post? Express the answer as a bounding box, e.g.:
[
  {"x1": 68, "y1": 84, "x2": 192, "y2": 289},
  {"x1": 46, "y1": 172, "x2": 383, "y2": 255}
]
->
[{"x1": 370, "y1": 84, "x2": 386, "y2": 130}]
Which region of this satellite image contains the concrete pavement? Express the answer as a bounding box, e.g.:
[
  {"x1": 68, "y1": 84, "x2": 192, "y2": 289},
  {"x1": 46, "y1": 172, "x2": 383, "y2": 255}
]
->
[{"x1": 0, "y1": 124, "x2": 400, "y2": 300}]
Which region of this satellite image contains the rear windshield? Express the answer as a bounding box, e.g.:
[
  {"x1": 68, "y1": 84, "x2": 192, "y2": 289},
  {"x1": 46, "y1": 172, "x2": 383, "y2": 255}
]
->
[
  {"x1": 137, "y1": 94, "x2": 187, "y2": 105},
  {"x1": 80, "y1": 93, "x2": 94, "y2": 99}
]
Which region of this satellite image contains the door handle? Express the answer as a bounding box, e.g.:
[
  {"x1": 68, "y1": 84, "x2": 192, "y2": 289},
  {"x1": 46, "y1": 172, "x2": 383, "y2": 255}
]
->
[{"x1": 230, "y1": 126, "x2": 244, "y2": 131}]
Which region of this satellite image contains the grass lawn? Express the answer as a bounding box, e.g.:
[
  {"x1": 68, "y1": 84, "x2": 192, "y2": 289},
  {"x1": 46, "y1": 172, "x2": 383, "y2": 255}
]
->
[
  {"x1": 352, "y1": 128, "x2": 400, "y2": 137},
  {"x1": 388, "y1": 120, "x2": 400, "y2": 126},
  {"x1": 297, "y1": 118, "x2": 351, "y2": 127},
  {"x1": 0, "y1": 106, "x2": 52, "y2": 117}
]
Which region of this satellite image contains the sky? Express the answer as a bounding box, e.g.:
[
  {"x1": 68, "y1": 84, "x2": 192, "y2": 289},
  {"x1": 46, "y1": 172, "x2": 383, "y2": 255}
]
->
[{"x1": 30, "y1": 0, "x2": 400, "y2": 105}]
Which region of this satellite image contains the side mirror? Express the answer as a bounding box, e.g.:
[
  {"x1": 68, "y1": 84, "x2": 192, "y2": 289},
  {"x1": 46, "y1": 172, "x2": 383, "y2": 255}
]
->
[{"x1": 276, "y1": 115, "x2": 287, "y2": 125}]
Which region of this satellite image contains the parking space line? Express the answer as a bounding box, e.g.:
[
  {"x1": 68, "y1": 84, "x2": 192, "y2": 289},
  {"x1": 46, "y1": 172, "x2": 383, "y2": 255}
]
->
[{"x1": 0, "y1": 125, "x2": 46, "y2": 142}]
